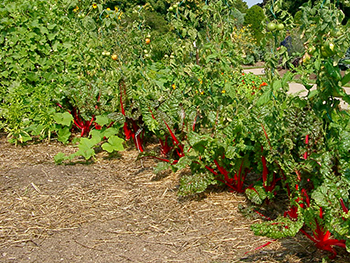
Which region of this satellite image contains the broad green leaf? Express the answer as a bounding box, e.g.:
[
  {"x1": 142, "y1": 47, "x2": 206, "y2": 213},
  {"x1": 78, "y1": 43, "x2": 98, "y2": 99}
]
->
[
  {"x1": 62, "y1": 42, "x2": 73, "y2": 49},
  {"x1": 89, "y1": 129, "x2": 103, "y2": 144},
  {"x1": 188, "y1": 132, "x2": 210, "y2": 146},
  {"x1": 57, "y1": 127, "x2": 71, "y2": 144},
  {"x1": 78, "y1": 138, "x2": 95, "y2": 149},
  {"x1": 78, "y1": 148, "x2": 95, "y2": 160},
  {"x1": 28, "y1": 124, "x2": 44, "y2": 136},
  {"x1": 173, "y1": 156, "x2": 192, "y2": 170},
  {"x1": 95, "y1": 115, "x2": 110, "y2": 126},
  {"x1": 40, "y1": 26, "x2": 49, "y2": 35},
  {"x1": 272, "y1": 79, "x2": 282, "y2": 91},
  {"x1": 256, "y1": 89, "x2": 272, "y2": 106},
  {"x1": 54, "y1": 112, "x2": 73, "y2": 126},
  {"x1": 77, "y1": 138, "x2": 97, "y2": 160},
  {"x1": 101, "y1": 136, "x2": 124, "y2": 153},
  {"x1": 281, "y1": 71, "x2": 293, "y2": 90},
  {"x1": 103, "y1": 127, "x2": 119, "y2": 138},
  {"x1": 307, "y1": 89, "x2": 318, "y2": 99}
]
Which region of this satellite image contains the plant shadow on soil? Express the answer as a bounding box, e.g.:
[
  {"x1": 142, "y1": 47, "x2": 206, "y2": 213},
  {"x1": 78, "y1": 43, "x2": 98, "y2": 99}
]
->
[{"x1": 0, "y1": 137, "x2": 349, "y2": 262}]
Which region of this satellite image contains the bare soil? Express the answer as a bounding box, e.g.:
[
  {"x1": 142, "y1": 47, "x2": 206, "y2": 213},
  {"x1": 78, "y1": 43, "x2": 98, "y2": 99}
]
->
[{"x1": 0, "y1": 135, "x2": 349, "y2": 263}]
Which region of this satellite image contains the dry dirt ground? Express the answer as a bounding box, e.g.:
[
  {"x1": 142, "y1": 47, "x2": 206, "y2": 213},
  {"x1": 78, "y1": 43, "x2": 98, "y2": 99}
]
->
[{"x1": 0, "y1": 134, "x2": 349, "y2": 263}]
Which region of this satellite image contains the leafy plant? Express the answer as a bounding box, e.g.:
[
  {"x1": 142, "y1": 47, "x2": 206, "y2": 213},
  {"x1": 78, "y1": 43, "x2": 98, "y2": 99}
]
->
[{"x1": 54, "y1": 126, "x2": 124, "y2": 164}]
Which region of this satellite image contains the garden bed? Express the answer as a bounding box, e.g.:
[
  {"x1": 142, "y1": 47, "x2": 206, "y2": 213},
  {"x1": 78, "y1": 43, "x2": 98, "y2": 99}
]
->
[{"x1": 0, "y1": 136, "x2": 349, "y2": 263}]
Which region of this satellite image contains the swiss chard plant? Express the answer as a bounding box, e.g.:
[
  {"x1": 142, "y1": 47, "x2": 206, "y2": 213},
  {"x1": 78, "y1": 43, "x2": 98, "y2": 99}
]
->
[{"x1": 247, "y1": 0, "x2": 350, "y2": 259}]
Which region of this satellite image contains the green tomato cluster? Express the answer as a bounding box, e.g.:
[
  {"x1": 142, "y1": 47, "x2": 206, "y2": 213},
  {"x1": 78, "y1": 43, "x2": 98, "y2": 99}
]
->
[
  {"x1": 267, "y1": 22, "x2": 285, "y2": 31},
  {"x1": 168, "y1": 3, "x2": 178, "y2": 12}
]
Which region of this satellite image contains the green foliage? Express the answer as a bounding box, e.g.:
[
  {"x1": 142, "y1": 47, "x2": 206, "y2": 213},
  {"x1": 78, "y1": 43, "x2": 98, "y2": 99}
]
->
[
  {"x1": 231, "y1": 8, "x2": 244, "y2": 26},
  {"x1": 246, "y1": 1, "x2": 350, "y2": 257},
  {"x1": 263, "y1": 0, "x2": 349, "y2": 22},
  {"x1": 281, "y1": 0, "x2": 316, "y2": 17},
  {"x1": 232, "y1": 0, "x2": 248, "y2": 13},
  {"x1": 102, "y1": 135, "x2": 124, "y2": 153},
  {"x1": 179, "y1": 172, "x2": 216, "y2": 196},
  {"x1": 111, "y1": 0, "x2": 170, "y2": 14},
  {"x1": 0, "y1": 1, "x2": 66, "y2": 141},
  {"x1": 127, "y1": 9, "x2": 169, "y2": 33},
  {"x1": 54, "y1": 112, "x2": 74, "y2": 127},
  {"x1": 294, "y1": 10, "x2": 302, "y2": 25},
  {"x1": 297, "y1": 0, "x2": 350, "y2": 114},
  {"x1": 0, "y1": 0, "x2": 124, "y2": 143},
  {"x1": 1, "y1": 0, "x2": 350, "y2": 258},
  {"x1": 54, "y1": 127, "x2": 124, "y2": 164},
  {"x1": 244, "y1": 5, "x2": 265, "y2": 44},
  {"x1": 245, "y1": 186, "x2": 267, "y2": 205},
  {"x1": 252, "y1": 215, "x2": 304, "y2": 239}
]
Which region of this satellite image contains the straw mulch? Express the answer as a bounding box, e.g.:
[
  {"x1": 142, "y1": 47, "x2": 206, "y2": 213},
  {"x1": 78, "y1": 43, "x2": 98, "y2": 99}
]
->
[{"x1": 0, "y1": 135, "x2": 348, "y2": 262}]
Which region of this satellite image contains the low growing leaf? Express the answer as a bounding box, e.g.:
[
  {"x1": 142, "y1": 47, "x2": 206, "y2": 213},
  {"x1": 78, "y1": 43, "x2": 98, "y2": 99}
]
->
[
  {"x1": 245, "y1": 185, "x2": 267, "y2": 205},
  {"x1": 101, "y1": 136, "x2": 124, "y2": 153},
  {"x1": 154, "y1": 162, "x2": 171, "y2": 175},
  {"x1": 54, "y1": 112, "x2": 73, "y2": 126},
  {"x1": 57, "y1": 126, "x2": 71, "y2": 144},
  {"x1": 251, "y1": 215, "x2": 304, "y2": 239},
  {"x1": 179, "y1": 172, "x2": 216, "y2": 196},
  {"x1": 54, "y1": 152, "x2": 67, "y2": 164}
]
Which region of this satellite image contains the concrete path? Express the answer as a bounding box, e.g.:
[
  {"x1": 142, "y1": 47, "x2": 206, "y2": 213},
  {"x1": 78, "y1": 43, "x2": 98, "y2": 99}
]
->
[
  {"x1": 243, "y1": 68, "x2": 349, "y2": 109},
  {"x1": 243, "y1": 68, "x2": 266, "y2": 76}
]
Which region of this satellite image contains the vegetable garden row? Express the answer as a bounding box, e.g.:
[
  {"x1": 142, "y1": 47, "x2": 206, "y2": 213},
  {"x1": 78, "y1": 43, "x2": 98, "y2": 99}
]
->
[{"x1": 1, "y1": 0, "x2": 350, "y2": 260}]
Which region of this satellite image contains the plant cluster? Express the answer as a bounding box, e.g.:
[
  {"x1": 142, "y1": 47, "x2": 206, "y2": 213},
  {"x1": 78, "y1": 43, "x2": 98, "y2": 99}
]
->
[
  {"x1": 1, "y1": 0, "x2": 350, "y2": 260},
  {"x1": 244, "y1": 5, "x2": 265, "y2": 44}
]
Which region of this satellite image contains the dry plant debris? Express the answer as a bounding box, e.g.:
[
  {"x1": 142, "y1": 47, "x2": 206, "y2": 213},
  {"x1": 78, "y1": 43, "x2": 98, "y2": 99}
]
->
[{"x1": 0, "y1": 136, "x2": 348, "y2": 262}]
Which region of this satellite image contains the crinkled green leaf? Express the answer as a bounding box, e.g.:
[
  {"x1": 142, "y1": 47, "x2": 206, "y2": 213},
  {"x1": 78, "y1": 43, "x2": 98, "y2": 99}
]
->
[
  {"x1": 179, "y1": 172, "x2": 216, "y2": 196},
  {"x1": 251, "y1": 215, "x2": 304, "y2": 239},
  {"x1": 173, "y1": 156, "x2": 193, "y2": 170},
  {"x1": 245, "y1": 186, "x2": 267, "y2": 205}
]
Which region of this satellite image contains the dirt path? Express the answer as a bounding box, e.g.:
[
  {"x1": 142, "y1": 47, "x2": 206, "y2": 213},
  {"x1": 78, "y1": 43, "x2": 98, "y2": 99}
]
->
[{"x1": 0, "y1": 136, "x2": 349, "y2": 262}]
